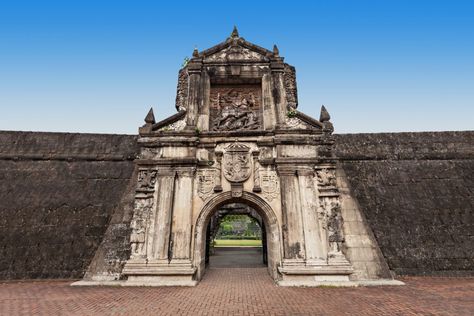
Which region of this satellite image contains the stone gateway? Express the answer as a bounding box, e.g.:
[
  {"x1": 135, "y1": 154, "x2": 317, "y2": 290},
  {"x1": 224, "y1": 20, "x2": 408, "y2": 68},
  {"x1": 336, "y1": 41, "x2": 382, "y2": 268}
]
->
[{"x1": 74, "y1": 28, "x2": 397, "y2": 287}]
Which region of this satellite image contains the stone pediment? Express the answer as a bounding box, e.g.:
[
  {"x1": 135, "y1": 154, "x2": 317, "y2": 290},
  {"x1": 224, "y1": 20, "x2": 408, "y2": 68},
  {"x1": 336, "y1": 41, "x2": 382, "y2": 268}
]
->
[
  {"x1": 285, "y1": 110, "x2": 324, "y2": 130},
  {"x1": 139, "y1": 108, "x2": 187, "y2": 133},
  {"x1": 199, "y1": 27, "x2": 272, "y2": 64},
  {"x1": 203, "y1": 43, "x2": 270, "y2": 63}
]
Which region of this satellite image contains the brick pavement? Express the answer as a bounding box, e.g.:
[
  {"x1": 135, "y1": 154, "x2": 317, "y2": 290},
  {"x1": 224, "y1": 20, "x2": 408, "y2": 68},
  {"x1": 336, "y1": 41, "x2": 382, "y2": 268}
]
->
[{"x1": 0, "y1": 268, "x2": 473, "y2": 316}]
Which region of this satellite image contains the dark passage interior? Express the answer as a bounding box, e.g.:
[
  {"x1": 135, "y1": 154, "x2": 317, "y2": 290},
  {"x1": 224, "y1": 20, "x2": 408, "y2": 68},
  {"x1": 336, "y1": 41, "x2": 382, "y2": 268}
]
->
[{"x1": 205, "y1": 203, "x2": 267, "y2": 268}]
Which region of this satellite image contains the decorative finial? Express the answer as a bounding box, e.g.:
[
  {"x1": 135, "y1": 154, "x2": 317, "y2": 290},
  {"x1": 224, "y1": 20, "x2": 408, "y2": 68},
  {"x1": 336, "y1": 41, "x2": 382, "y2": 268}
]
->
[
  {"x1": 273, "y1": 44, "x2": 280, "y2": 57},
  {"x1": 145, "y1": 107, "x2": 156, "y2": 124},
  {"x1": 230, "y1": 26, "x2": 239, "y2": 38},
  {"x1": 320, "y1": 105, "x2": 331, "y2": 122},
  {"x1": 192, "y1": 47, "x2": 199, "y2": 58}
]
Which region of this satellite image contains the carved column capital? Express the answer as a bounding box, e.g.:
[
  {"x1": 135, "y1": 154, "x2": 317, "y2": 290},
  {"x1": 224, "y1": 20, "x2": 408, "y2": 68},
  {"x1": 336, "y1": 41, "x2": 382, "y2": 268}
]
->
[
  {"x1": 295, "y1": 166, "x2": 314, "y2": 177},
  {"x1": 175, "y1": 166, "x2": 196, "y2": 177},
  {"x1": 156, "y1": 168, "x2": 176, "y2": 177}
]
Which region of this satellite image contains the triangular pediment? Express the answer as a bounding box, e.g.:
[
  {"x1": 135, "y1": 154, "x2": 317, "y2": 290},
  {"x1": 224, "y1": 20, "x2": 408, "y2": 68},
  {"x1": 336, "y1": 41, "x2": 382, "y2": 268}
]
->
[
  {"x1": 285, "y1": 111, "x2": 324, "y2": 130},
  {"x1": 200, "y1": 37, "x2": 272, "y2": 63}
]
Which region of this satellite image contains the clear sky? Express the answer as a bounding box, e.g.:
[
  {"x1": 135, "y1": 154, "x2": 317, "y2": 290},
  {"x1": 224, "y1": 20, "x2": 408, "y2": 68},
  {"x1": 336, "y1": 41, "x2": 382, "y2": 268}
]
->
[{"x1": 0, "y1": 1, "x2": 473, "y2": 134}]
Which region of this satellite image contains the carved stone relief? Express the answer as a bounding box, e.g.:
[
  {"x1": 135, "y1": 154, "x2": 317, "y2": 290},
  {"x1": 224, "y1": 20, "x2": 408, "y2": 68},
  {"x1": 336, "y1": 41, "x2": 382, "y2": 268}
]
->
[
  {"x1": 326, "y1": 199, "x2": 344, "y2": 257},
  {"x1": 137, "y1": 169, "x2": 158, "y2": 191},
  {"x1": 260, "y1": 170, "x2": 279, "y2": 202},
  {"x1": 285, "y1": 116, "x2": 308, "y2": 129},
  {"x1": 223, "y1": 143, "x2": 251, "y2": 182},
  {"x1": 316, "y1": 168, "x2": 337, "y2": 188},
  {"x1": 159, "y1": 119, "x2": 186, "y2": 131},
  {"x1": 258, "y1": 147, "x2": 274, "y2": 161},
  {"x1": 197, "y1": 169, "x2": 216, "y2": 201},
  {"x1": 210, "y1": 84, "x2": 261, "y2": 131},
  {"x1": 130, "y1": 197, "x2": 153, "y2": 258},
  {"x1": 175, "y1": 68, "x2": 188, "y2": 111},
  {"x1": 284, "y1": 64, "x2": 298, "y2": 109},
  {"x1": 318, "y1": 194, "x2": 345, "y2": 260},
  {"x1": 205, "y1": 45, "x2": 268, "y2": 63},
  {"x1": 130, "y1": 168, "x2": 157, "y2": 259}
]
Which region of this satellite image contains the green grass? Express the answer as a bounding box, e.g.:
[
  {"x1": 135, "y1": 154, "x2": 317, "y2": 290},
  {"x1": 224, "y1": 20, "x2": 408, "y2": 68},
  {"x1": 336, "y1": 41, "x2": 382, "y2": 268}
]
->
[{"x1": 214, "y1": 239, "x2": 262, "y2": 247}]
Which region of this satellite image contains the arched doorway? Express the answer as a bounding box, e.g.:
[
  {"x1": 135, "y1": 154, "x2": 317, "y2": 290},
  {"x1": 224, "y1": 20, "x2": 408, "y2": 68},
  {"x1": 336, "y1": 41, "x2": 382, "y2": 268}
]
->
[
  {"x1": 205, "y1": 203, "x2": 267, "y2": 268},
  {"x1": 193, "y1": 191, "x2": 282, "y2": 282}
]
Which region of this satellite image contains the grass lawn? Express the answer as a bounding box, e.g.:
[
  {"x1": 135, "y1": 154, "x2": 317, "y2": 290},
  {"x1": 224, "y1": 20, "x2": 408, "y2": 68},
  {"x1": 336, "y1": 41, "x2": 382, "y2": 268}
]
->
[{"x1": 214, "y1": 239, "x2": 262, "y2": 247}]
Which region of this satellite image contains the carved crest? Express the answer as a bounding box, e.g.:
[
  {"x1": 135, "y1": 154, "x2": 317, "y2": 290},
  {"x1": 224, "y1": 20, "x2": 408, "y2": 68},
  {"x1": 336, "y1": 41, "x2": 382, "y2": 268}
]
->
[
  {"x1": 223, "y1": 143, "x2": 251, "y2": 182},
  {"x1": 260, "y1": 170, "x2": 279, "y2": 202},
  {"x1": 197, "y1": 169, "x2": 216, "y2": 201}
]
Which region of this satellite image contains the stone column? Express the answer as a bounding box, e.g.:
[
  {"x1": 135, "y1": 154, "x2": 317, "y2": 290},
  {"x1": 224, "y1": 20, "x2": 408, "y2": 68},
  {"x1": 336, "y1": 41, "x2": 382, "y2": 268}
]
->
[
  {"x1": 270, "y1": 60, "x2": 287, "y2": 127},
  {"x1": 151, "y1": 168, "x2": 176, "y2": 262},
  {"x1": 169, "y1": 167, "x2": 195, "y2": 265},
  {"x1": 277, "y1": 166, "x2": 306, "y2": 262},
  {"x1": 262, "y1": 72, "x2": 277, "y2": 130},
  {"x1": 297, "y1": 168, "x2": 325, "y2": 263},
  {"x1": 186, "y1": 60, "x2": 202, "y2": 127}
]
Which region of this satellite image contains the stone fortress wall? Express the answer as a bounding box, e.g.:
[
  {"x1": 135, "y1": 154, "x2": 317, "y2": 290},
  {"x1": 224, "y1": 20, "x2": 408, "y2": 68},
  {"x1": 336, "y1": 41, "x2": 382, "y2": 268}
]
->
[
  {"x1": 0, "y1": 130, "x2": 472, "y2": 279},
  {"x1": 0, "y1": 131, "x2": 138, "y2": 279},
  {"x1": 334, "y1": 131, "x2": 474, "y2": 276}
]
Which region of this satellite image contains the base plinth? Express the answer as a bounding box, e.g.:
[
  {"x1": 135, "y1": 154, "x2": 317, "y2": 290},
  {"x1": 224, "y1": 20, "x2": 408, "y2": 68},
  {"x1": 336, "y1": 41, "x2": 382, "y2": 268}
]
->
[
  {"x1": 277, "y1": 261, "x2": 355, "y2": 287},
  {"x1": 121, "y1": 260, "x2": 197, "y2": 286}
]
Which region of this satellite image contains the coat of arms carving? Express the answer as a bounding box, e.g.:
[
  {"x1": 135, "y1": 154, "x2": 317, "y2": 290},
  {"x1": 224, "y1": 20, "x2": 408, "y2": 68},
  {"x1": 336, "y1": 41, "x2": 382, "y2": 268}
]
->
[
  {"x1": 197, "y1": 169, "x2": 216, "y2": 201},
  {"x1": 260, "y1": 170, "x2": 279, "y2": 201},
  {"x1": 223, "y1": 143, "x2": 251, "y2": 183}
]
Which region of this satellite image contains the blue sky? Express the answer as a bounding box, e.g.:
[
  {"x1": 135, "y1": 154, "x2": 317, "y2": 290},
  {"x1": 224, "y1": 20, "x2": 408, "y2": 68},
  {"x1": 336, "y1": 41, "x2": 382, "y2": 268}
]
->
[{"x1": 0, "y1": 1, "x2": 473, "y2": 134}]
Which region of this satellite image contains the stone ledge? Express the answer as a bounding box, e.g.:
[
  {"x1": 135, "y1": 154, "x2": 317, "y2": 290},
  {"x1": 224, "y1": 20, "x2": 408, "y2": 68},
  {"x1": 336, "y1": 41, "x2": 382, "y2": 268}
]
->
[
  {"x1": 356, "y1": 279, "x2": 405, "y2": 286},
  {"x1": 278, "y1": 265, "x2": 354, "y2": 276}
]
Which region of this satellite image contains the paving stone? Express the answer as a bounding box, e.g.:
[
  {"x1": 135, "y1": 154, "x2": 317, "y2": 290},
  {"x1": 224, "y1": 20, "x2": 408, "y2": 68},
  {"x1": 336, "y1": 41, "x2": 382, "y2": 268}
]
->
[{"x1": 0, "y1": 269, "x2": 472, "y2": 315}]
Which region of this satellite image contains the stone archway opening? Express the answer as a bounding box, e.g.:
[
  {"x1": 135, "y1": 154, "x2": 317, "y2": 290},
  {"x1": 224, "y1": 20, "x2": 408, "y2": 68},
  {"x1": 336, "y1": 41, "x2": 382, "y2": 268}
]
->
[
  {"x1": 193, "y1": 192, "x2": 282, "y2": 282},
  {"x1": 205, "y1": 203, "x2": 267, "y2": 268}
]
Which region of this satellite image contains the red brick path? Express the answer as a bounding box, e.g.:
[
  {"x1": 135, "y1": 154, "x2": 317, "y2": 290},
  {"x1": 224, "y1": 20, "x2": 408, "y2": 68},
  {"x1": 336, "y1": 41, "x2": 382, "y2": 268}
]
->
[{"x1": 0, "y1": 268, "x2": 473, "y2": 315}]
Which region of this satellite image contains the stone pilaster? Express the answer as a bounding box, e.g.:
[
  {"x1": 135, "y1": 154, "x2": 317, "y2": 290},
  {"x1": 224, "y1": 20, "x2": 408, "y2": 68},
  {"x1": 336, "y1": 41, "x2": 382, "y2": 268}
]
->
[
  {"x1": 169, "y1": 167, "x2": 195, "y2": 265},
  {"x1": 297, "y1": 167, "x2": 325, "y2": 263},
  {"x1": 277, "y1": 165, "x2": 306, "y2": 262},
  {"x1": 150, "y1": 168, "x2": 176, "y2": 262}
]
